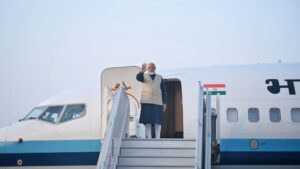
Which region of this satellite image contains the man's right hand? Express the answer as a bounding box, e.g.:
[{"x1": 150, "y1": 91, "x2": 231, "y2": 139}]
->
[
  {"x1": 163, "y1": 104, "x2": 167, "y2": 112},
  {"x1": 141, "y1": 63, "x2": 147, "y2": 73}
]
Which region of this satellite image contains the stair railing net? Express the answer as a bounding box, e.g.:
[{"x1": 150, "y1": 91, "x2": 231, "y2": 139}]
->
[{"x1": 97, "y1": 82, "x2": 130, "y2": 169}]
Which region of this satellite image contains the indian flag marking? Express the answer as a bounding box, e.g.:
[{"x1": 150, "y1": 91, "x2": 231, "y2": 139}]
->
[
  {"x1": 203, "y1": 84, "x2": 226, "y2": 88},
  {"x1": 203, "y1": 83, "x2": 226, "y2": 95},
  {"x1": 204, "y1": 91, "x2": 226, "y2": 95}
]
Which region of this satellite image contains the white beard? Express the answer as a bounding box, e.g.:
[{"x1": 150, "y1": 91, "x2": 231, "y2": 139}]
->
[{"x1": 148, "y1": 72, "x2": 155, "y2": 75}]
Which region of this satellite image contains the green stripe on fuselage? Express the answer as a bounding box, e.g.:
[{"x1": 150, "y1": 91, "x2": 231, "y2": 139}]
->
[{"x1": 204, "y1": 91, "x2": 226, "y2": 95}]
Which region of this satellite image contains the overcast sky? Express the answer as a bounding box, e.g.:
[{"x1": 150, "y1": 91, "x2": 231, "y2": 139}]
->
[{"x1": 0, "y1": 0, "x2": 300, "y2": 127}]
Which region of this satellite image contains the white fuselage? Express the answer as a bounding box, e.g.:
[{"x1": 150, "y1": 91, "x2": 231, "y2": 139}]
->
[{"x1": 0, "y1": 63, "x2": 299, "y2": 168}]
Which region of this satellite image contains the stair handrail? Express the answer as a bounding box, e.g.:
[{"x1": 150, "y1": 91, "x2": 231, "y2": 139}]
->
[
  {"x1": 96, "y1": 82, "x2": 130, "y2": 169},
  {"x1": 195, "y1": 81, "x2": 204, "y2": 169},
  {"x1": 195, "y1": 82, "x2": 212, "y2": 169},
  {"x1": 205, "y1": 90, "x2": 212, "y2": 169}
]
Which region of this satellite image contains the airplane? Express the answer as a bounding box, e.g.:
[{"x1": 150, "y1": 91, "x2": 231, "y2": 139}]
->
[{"x1": 0, "y1": 63, "x2": 299, "y2": 169}]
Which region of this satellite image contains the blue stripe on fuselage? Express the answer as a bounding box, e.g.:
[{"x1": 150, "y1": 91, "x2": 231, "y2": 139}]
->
[
  {"x1": 1, "y1": 139, "x2": 300, "y2": 166},
  {"x1": 221, "y1": 139, "x2": 300, "y2": 152},
  {"x1": 0, "y1": 139, "x2": 101, "y2": 166},
  {"x1": 220, "y1": 152, "x2": 300, "y2": 165},
  {"x1": 0, "y1": 139, "x2": 101, "y2": 153},
  {"x1": 220, "y1": 139, "x2": 300, "y2": 165},
  {"x1": 0, "y1": 152, "x2": 99, "y2": 166}
]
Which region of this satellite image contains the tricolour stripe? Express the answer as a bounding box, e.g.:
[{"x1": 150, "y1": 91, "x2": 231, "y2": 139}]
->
[
  {"x1": 203, "y1": 84, "x2": 226, "y2": 88},
  {"x1": 204, "y1": 91, "x2": 226, "y2": 95}
]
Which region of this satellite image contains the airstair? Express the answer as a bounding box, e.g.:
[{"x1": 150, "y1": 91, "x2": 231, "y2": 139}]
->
[
  {"x1": 117, "y1": 139, "x2": 195, "y2": 169},
  {"x1": 96, "y1": 81, "x2": 219, "y2": 169}
]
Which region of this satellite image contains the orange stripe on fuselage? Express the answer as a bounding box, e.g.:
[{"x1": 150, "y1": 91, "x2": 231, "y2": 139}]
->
[{"x1": 203, "y1": 84, "x2": 226, "y2": 88}]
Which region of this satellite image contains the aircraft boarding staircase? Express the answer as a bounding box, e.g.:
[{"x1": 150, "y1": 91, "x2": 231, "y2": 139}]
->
[
  {"x1": 96, "y1": 82, "x2": 217, "y2": 169},
  {"x1": 117, "y1": 139, "x2": 195, "y2": 169}
]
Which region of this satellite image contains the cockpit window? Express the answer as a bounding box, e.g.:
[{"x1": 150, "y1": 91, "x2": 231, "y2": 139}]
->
[
  {"x1": 39, "y1": 106, "x2": 64, "y2": 123},
  {"x1": 60, "y1": 104, "x2": 85, "y2": 123},
  {"x1": 23, "y1": 107, "x2": 47, "y2": 121}
]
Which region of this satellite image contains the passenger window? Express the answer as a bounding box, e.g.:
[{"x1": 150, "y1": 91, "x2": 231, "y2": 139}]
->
[
  {"x1": 270, "y1": 108, "x2": 281, "y2": 122},
  {"x1": 291, "y1": 108, "x2": 300, "y2": 123},
  {"x1": 248, "y1": 108, "x2": 259, "y2": 122},
  {"x1": 60, "y1": 104, "x2": 85, "y2": 123},
  {"x1": 39, "y1": 106, "x2": 64, "y2": 123},
  {"x1": 226, "y1": 108, "x2": 238, "y2": 122}
]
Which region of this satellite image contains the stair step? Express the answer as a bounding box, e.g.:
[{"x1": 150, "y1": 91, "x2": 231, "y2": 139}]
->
[
  {"x1": 120, "y1": 148, "x2": 195, "y2": 157},
  {"x1": 121, "y1": 139, "x2": 195, "y2": 149},
  {"x1": 117, "y1": 167, "x2": 194, "y2": 169},
  {"x1": 118, "y1": 157, "x2": 194, "y2": 167},
  {"x1": 117, "y1": 139, "x2": 196, "y2": 168}
]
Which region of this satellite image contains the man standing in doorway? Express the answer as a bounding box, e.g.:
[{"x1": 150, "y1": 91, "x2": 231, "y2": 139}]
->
[{"x1": 136, "y1": 63, "x2": 167, "y2": 139}]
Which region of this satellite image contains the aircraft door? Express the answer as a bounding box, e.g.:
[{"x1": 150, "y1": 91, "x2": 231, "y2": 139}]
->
[
  {"x1": 203, "y1": 94, "x2": 221, "y2": 165},
  {"x1": 101, "y1": 66, "x2": 142, "y2": 138},
  {"x1": 211, "y1": 108, "x2": 220, "y2": 164},
  {"x1": 210, "y1": 94, "x2": 221, "y2": 164}
]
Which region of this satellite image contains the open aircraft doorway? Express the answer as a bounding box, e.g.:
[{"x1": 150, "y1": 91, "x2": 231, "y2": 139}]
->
[{"x1": 161, "y1": 79, "x2": 183, "y2": 138}]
